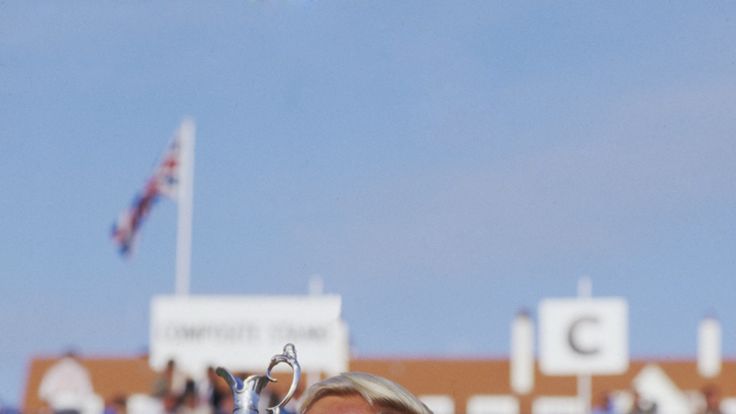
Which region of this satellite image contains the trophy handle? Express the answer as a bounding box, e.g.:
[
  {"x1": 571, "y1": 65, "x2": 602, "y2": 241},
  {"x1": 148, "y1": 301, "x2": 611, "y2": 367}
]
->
[{"x1": 265, "y1": 343, "x2": 301, "y2": 414}]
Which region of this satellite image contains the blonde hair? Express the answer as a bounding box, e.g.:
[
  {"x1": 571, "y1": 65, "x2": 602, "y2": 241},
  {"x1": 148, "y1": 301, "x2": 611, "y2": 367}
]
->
[{"x1": 299, "y1": 372, "x2": 432, "y2": 414}]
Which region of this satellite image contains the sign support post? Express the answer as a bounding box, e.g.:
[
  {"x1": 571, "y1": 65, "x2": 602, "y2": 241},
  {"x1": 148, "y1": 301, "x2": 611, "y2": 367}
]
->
[{"x1": 577, "y1": 277, "x2": 592, "y2": 414}]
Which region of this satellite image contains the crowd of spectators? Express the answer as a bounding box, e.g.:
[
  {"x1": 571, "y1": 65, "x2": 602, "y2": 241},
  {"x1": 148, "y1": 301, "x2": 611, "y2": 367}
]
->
[
  {"x1": 149, "y1": 361, "x2": 230, "y2": 414},
  {"x1": 34, "y1": 353, "x2": 730, "y2": 414},
  {"x1": 592, "y1": 386, "x2": 726, "y2": 414},
  {"x1": 34, "y1": 353, "x2": 301, "y2": 414},
  {"x1": 144, "y1": 359, "x2": 295, "y2": 414}
]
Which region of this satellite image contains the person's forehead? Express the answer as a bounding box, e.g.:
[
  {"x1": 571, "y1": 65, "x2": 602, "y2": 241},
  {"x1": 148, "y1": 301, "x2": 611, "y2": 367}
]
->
[
  {"x1": 303, "y1": 394, "x2": 377, "y2": 414},
  {"x1": 303, "y1": 393, "x2": 408, "y2": 414}
]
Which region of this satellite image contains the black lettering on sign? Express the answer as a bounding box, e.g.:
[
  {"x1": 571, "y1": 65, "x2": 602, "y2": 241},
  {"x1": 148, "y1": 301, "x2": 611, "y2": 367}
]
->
[
  {"x1": 160, "y1": 322, "x2": 260, "y2": 343},
  {"x1": 268, "y1": 324, "x2": 328, "y2": 341},
  {"x1": 567, "y1": 316, "x2": 600, "y2": 355}
]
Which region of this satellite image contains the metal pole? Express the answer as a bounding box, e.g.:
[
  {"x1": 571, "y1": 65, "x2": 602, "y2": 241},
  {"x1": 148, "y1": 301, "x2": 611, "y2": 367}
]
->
[
  {"x1": 175, "y1": 118, "x2": 195, "y2": 296},
  {"x1": 578, "y1": 276, "x2": 592, "y2": 414}
]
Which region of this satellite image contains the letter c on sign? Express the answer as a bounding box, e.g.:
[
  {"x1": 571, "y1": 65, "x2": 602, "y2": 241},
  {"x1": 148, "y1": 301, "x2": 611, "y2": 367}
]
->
[{"x1": 567, "y1": 316, "x2": 600, "y2": 355}]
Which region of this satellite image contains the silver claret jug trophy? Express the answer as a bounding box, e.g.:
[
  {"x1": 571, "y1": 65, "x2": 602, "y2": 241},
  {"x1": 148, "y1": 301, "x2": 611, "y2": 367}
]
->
[{"x1": 216, "y1": 343, "x2": 301, "y2": 414}]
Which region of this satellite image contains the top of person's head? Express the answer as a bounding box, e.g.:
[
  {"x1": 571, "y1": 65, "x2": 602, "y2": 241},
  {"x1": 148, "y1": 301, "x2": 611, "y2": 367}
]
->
[{"x1": 299, "y1": 372, "x2": 432, "y2": 414}]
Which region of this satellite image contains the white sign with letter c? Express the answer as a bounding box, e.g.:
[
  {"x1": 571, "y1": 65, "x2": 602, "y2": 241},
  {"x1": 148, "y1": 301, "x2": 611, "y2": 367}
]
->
[{"x1": 539, "y1": 298, "x2": 628, "y2": 375}]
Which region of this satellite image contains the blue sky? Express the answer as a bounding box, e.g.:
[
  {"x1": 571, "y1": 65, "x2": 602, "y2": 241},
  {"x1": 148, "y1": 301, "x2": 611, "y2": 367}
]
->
[{"x1": 2, "y1": 0, "x2": 736, "y2": 406}]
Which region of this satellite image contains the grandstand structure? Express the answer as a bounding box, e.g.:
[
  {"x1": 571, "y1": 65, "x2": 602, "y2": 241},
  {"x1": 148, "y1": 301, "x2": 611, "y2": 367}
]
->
[
  {"x1": 23, "y1": 293, "x2": 736, "y2": 414},
  {"x1": 23, "y1": 354, "x2": 736, "y2": 414}
]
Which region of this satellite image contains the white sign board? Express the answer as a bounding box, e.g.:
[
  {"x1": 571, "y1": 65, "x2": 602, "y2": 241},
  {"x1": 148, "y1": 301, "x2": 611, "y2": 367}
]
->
[
  {"x1": 539, "y1": 298, "x2": 628, "y2": 375},
  {"x1": 150, "y1": 295, "x2": 348, "y2": 376}
]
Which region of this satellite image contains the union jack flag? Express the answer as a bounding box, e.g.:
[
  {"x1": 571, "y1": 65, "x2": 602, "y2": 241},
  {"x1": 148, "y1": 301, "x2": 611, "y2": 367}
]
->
[{"x1": 112, "y1": 133, "x2": 181, "y2": 256}]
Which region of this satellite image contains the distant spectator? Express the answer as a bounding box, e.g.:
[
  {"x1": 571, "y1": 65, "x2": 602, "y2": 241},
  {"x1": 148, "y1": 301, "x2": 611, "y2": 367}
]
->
[
  {"x1": 103, "y1": 395, "x2": 127, "y2": 414},
  {"x1": 152, "y1": 359, "x2": 187, "y2": 398},
  {"x1": 177, "y1": 380, "x2": 210, "y2": 414},
  {"x1": 162, "y1": 392, "x2": 180, "y2": 414},
  {"x1": 628, "y1": 391, "x2": 657, "y2": 414},
  {"x1": 38, "y1": 351, "x2": 95, "y2": 414},
  {"x1": 592, "y1": 391, "x2": 613, "y2": 414},
  {"x1": 199, "y1": 367, "x2": 225, "y2": 414},
  {"x1": 700, "y1": 385, "x2": 723, "y2": 414},
  {"x1": 218, "y1": 393, "x2": 233, "y2": 414}
]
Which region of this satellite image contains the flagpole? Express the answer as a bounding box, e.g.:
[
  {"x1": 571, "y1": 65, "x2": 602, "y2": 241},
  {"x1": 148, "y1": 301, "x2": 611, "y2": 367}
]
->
[{"x1": 175, "y1": 118, "x2": 195, "y2": 296}]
